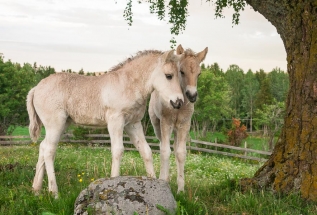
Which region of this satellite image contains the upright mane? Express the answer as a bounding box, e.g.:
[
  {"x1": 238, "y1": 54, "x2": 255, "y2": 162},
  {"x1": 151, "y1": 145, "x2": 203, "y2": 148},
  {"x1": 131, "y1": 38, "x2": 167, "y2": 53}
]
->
[
  {"x1": 184, "y1": 49, "x2": 196, "y2": 57},
  {"x1": 109, "y1": 50, "x2": 164, "y2": 72}
]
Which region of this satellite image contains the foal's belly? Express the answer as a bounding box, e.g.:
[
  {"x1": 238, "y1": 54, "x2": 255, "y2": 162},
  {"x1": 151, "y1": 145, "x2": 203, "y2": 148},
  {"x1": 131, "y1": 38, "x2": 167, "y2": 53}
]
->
[
  {"x1": 67, "y1": 103, "x2": 146, "y2": 127},
  {"x1": 67, "y1": 107, "x2": 109, "y2": 127},
  {"x1": 68, "y1": 115, "x2": 108, "y2": 127}
]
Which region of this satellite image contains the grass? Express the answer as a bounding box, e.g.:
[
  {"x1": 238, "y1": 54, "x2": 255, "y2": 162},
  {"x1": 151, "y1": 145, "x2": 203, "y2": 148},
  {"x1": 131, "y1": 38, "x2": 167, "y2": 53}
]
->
[
  {"x1": 1, "y1": 144, "x2": 317, "y2": 214},
  {"x1": 10, "y1": 126, "x2": 32, "y2": 136},
  {"x1": 10, "y1": 126, "x2": 46, "y2": 139},
  {"x1": 190, "y1": 131, "x2": 274, "y2": 152}
]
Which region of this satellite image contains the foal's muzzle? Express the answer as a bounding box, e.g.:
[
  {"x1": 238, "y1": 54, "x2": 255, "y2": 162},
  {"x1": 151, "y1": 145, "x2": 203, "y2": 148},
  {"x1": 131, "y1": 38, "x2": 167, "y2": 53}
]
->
[
  {"x1": 186, "y1": 91, "x2": 198, "y2": 103},
  {"x1": 170, "y1": 98, "x2": 184, "y2": 109}
]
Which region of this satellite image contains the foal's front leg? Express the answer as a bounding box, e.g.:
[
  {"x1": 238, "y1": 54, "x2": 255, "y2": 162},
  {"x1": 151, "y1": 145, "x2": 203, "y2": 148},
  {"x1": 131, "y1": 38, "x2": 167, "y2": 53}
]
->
[
  {"x1": 108, "y1": 117, "x2": 125, "y2": 177},
  {"x1": 174, "y1": 125, "x2": 189, "y2": 193},
  {"x1": 125, "y1": 122, "x2": 156, "y2": 178},
  {"x1": 159, "y1": 118, "x2": 173, "y2": 181}
]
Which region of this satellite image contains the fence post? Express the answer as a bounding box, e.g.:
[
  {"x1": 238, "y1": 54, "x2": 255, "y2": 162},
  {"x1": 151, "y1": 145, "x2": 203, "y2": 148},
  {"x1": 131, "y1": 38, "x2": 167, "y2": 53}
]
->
[{"x1": 244, "y1": 141, "x2": 247, "y2": 157}]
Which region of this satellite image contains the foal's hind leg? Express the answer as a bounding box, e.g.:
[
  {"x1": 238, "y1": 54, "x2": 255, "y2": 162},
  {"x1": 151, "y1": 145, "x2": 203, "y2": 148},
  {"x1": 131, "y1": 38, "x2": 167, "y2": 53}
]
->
[
  {"x1": 33, "y1": 118, "x2": 68, "y2": 198},
  {"x1": 125, "y1": 122, "x2": 156, "y2": 178},
  {"x1": 32, "y1": 139, "x2": 46, "y2": 194},
  {"x1": 149, "y1": 106, "x2": 162, "y2": 141}
]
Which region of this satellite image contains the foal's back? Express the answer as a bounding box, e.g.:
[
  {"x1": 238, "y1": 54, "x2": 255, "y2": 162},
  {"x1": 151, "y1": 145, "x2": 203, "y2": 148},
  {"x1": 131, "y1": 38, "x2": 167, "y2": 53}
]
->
[{"x1": 33, "y1": 73, "x2": 111, "y2": 126}]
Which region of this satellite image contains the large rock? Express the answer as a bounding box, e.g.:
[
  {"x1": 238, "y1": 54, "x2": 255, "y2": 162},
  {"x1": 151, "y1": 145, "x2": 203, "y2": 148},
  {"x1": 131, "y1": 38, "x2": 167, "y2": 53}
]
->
[{"x1": 74, "y1": 176, "x2": 176, "y2": 215}]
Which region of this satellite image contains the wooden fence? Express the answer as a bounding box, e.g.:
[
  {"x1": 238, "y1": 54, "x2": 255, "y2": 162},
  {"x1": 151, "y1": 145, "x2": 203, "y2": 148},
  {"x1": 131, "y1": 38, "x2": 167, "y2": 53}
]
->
[{"x1": 0, "y1": 134, "x2": 271, "y2": 162}]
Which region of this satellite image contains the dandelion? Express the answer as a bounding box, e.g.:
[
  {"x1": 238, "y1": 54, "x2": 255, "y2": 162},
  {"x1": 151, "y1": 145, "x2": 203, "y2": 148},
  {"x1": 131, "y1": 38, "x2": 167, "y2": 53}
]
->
[
  {"x1": 91, "y1": 178, "x2": 94, "y2": 182},
  {"x1": 79, "y1": 178, "x2": 83, "y2": 183},
  {"x1": 82, "y1": 172, "x2": 85, "y2": 175},
  {"x1": 77, "y1": 174, "x2": 81, "y2": 177}
]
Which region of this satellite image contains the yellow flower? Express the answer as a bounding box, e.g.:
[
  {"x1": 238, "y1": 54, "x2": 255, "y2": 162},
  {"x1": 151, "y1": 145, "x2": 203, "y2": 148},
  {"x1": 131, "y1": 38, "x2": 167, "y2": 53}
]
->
[
  {"x1": 91, "y1": 178, "x2": 94, "y2": 182},
  {"x1": 82, "y1": 172, "x2": 85, "y2": 175},
  {"x1": 77, "y1": 174, "x2": 81, "y2": 177},
  {"x1": 79, "y1": 178, "x2": 83, "y2": 183}
]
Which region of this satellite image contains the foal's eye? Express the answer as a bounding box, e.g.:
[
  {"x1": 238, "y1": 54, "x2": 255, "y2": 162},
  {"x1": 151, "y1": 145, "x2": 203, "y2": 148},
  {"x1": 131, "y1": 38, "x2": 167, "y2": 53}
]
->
[
  {"x1": 180, "y1": 71, "x2": 185, "y2": 76},
  {"x1": 165, "y1": 74, "x2": 173, "y2": 80}
]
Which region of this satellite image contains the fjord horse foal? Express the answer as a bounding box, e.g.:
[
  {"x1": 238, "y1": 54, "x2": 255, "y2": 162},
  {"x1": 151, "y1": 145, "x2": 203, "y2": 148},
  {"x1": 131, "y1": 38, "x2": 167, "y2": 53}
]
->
[
  {"x1": 149, "y1": 45, "x2": 208, "y2": 192},
  {"x1": 27, "y1": 50, "x2": 185, "y2": 198}
]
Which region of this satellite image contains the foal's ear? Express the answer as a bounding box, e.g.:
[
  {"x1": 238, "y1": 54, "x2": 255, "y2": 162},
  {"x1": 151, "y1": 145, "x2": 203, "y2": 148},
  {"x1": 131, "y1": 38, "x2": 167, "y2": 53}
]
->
[
  {"x1": 162, "y1": 50, "x2": 175, "y2": 63},
  {"x1": 196, "y1": 47, "x2": 208, "y2": 63},
  {"x1": 176, "y1": 44, "x2": 184, "y2": 55}
]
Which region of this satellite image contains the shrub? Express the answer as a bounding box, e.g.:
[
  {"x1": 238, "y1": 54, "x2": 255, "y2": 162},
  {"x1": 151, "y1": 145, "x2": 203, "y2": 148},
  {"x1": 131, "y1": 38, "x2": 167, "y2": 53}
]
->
[{"x1": 227, "y1": 118, "x2": 248, "y2": 146}]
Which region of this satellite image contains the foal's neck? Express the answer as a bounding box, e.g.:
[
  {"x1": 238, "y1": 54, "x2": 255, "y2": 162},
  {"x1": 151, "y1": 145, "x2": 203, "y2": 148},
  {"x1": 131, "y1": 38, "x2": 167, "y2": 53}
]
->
[{"x1": 117, "y1": 55, "x2": 160, "y2": 99}]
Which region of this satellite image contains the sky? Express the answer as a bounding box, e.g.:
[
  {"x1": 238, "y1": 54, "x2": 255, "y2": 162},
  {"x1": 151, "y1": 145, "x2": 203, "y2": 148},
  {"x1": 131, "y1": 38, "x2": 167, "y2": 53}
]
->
[{"x1": 0, "y1": 0, "x2": 287, "y2": 73}]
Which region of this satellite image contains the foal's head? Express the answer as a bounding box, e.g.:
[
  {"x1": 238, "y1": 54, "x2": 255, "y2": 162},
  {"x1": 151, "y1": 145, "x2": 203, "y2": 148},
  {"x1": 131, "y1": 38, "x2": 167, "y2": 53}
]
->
[
  {"x1": 152, "y1": 50, "x2": 185, "y2": 109},
  {"x1": 176, "y1": 45, "x2": 208, "y2": 103}
]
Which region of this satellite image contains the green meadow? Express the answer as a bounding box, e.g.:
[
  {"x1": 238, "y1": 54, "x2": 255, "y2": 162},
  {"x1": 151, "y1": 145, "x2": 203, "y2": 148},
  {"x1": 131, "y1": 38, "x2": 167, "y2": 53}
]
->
[{"x1": 1, "y1": 143, "x2": 316, "y2": 214}]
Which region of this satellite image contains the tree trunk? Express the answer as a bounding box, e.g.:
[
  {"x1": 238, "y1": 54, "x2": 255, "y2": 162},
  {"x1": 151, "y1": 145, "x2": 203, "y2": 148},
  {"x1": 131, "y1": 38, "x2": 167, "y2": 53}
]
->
[
  {"x1": 263, "y1": 125, "x2": 268, "y2": 137},
  {"x1": 267, "y1": 130, "x2": 274, "y2": 151},
  {"x1": 211, "y1": 120, "x2": 217, "y2": 133},
  {"x1": 201, "y1": 121, "x2": 209, "y2": 138},
  {"x1": 242, "y1": 0, "x2": 317, "y2": 200},
  {"x1": 250, "y1": 97, "x2": 253, "y2": 133},
  {"x1": 191, "y1": 117, "x2": 199, "y2": 139}
]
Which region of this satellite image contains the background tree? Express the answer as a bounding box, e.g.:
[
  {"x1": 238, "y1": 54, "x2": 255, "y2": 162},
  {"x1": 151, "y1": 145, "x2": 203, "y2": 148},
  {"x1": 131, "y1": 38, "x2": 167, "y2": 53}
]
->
[
  {"x1": 255, "y1": 69, "x2": 266, "y2": 86},
  {"x1": 33, "y1": 65, "x2": 55, "y2": 84},
  {"x1": 78, "y1": 68, "x2": 85, "y2": 75},
  {"x1": 208, "y1": 62, "x2": 225, "y2": 77},
  {"x1": 193, "y1": 66, "x2": 231, "y2": 138},
  {"x1": 255, "y1": 77, "x2": 274, "y2": 111},
  {"x1": 131, "y1": 0, "x2": 317, "y2": 200},
  {"x1": 0, "y1": 58, "x2": 34, "y2": 135},
  {"x1": 254, "y1": 100, "x2": 285, "y2": 150},
  {"x1": 241, "y1": 69, "x2": 259, "y2": 132},
  {"x1": 267, "y1": 67, "x2": 289, "y2": 102},
  {"x1": 224, "y1": 64, "x2": 244, "y2": 117}
]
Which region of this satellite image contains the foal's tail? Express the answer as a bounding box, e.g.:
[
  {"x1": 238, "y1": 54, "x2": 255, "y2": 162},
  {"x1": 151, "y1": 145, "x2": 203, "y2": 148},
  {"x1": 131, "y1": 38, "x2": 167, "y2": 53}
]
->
[{"x1": 27, "y1": 88, "x2": 42, "y2": 143}]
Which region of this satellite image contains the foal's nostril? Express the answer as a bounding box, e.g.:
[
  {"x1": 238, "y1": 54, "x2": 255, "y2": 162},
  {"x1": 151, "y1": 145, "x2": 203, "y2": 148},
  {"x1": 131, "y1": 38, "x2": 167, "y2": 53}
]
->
[
  {"x1": 186, "y1": 91, "x2": 198, "y2": 103},
  {"x1": 170, "y1": 98, "x2": 183, "y2": 109},
  {"x1": 185, "y1": 91, "x2": 190, "y2": 98},
  {"x1": 178, "y1": 98, "x2": 184, "y2": 107}
]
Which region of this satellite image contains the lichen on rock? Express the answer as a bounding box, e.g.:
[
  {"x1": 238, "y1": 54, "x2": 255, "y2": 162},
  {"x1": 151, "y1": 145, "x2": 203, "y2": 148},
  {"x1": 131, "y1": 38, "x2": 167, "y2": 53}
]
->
[{"x1": 74, "y1": 176, "x2": 176, "y2": 215}]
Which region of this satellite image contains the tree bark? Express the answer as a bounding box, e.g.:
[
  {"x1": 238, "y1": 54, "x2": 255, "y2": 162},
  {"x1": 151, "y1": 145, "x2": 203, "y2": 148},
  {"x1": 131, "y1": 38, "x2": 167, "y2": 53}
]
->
[
  {"x1": 241, "y1": 0, "x2": 317, "y2": 200},
  {"x1": 250, "y1": 97, "x2": 253, "y2": 133},
  {"x1": 202, "y1": 121, "x2": 210, "y2": 138}
]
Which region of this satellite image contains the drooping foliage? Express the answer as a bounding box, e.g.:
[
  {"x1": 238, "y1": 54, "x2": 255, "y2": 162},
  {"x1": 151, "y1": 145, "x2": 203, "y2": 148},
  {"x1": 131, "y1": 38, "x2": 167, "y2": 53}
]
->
[{"x1": 124, "y1": 0, "x2": 246, "y2": 47}]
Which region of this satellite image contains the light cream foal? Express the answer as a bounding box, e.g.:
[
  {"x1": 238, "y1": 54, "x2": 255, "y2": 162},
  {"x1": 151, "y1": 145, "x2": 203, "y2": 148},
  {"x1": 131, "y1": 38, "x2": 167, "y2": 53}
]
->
[{"x1": 27, "y1": 50, "x2": 185, "y2": 198}]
